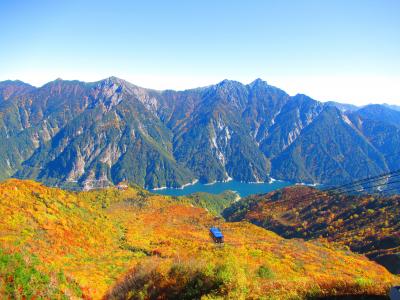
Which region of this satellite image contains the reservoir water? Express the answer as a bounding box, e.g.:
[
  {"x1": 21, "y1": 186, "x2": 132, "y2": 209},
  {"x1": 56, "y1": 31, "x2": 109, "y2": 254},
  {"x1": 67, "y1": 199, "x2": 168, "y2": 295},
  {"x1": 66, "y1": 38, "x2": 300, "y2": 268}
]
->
[{"x1": 150, "y1": 180, "x2": 293, "y2": 198}]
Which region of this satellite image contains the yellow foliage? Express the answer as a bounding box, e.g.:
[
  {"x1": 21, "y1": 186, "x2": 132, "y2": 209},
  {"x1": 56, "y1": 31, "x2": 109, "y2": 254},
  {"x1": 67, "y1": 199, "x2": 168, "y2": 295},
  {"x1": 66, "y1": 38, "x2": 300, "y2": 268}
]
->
[{"x1": 0, "y1": 179, "x2": 398, "y2": 299}]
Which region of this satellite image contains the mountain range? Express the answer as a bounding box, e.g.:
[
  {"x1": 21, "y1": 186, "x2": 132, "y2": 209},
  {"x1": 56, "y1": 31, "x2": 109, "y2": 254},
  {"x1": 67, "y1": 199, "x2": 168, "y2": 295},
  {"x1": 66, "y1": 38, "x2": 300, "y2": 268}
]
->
[{"x1": 0, "y1": 77, "x2": 399, "y2": 190}]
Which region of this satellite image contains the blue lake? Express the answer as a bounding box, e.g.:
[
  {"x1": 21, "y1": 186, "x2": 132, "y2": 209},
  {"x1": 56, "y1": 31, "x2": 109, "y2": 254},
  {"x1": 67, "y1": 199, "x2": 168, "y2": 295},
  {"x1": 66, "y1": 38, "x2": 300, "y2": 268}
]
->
[{"x1": 150, "y1": 180, "x2": 293, "y2": 198}]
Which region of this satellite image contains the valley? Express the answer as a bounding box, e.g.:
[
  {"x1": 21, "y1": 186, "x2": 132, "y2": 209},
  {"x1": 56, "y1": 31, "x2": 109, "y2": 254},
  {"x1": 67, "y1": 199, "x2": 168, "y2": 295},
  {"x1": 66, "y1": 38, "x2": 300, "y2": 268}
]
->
[
  {"x1": 0, "y1": 179, "x2": 398, "y2": 299},
  {"x1": 1, "y1": 77, "x2": 399, "y2": 192},
  {"x1": 223, "y1": 185, "x2": 400, "y2": 275},
  {"x1": 2, "y1": 1, "x2": 399, "y2": 299},
  {"x1": 150, "y1": 178, "x2": 292, "y2": 197}
]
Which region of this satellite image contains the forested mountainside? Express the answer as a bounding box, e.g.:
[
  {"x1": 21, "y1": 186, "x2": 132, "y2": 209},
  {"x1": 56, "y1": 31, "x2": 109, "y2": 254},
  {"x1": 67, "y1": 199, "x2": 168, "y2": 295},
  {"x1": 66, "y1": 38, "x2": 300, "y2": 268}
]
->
[
  {"x1": 325, "y1": 101, "x2": 359, "y2": 112},
  {"x1": 383, "y1": 103, "x2": 400, "y2": 112},
  {"x1": 0, "y1": 77, "x2": 399, "y2": 189},
  {"x1": 0, "y1": 179, "x2": 398, "y2": 299},
  {"x1": 223, "y1": 186, "x2": 400, "y2": 274}
]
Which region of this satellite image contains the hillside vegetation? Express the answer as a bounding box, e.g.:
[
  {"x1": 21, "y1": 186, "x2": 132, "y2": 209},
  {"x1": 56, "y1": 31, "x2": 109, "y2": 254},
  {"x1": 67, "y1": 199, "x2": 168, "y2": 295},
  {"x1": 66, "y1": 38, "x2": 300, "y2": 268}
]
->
[
  {"x1": 0, "y1": 180, "x2": 399, "y2": 299},
  {"x1": 223, "y1": 186, "x2": 400, "y2": 274},
  {"x1": 1, "y1": 78, "x2": 400, "y2": 190},
  {"x1": 177, "y1": 190, "x2": 239, "y2": 216}
]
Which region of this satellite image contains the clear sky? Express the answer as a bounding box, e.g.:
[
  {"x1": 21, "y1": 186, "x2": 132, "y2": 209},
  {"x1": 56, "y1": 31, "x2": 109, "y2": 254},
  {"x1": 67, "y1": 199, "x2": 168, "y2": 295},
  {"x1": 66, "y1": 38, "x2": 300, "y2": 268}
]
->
[{"x1": 0, "y1": 0, "x2": 399, "y2": 105}]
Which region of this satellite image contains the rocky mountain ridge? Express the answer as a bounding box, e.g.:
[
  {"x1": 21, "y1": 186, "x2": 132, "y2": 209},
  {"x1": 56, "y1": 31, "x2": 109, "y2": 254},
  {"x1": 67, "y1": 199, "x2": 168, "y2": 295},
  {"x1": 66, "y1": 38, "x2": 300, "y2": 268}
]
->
[{"x1": 0, "y1": 77, "x2": 399, "y2": 190}]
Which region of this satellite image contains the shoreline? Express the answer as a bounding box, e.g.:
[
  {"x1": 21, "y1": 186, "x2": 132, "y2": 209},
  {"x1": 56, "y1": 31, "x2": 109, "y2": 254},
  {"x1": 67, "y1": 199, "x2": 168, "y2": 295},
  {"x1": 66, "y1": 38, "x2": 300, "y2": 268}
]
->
[
  {"x1": 150, "y1": 179, "x2": 199, "y2": 191},
  {"x1": 150, "y1": 177, "x2": 292, "y2": 191},
  {"x1": 149, "y1": 178, "x2": 295, "y2": 198}
]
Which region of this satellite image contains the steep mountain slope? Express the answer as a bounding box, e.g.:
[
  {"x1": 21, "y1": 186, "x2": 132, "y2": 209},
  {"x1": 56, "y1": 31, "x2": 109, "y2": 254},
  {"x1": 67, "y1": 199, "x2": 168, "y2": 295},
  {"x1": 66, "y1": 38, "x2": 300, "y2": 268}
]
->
[
  {"x1": 260, "y1": 94, "x2": 324, "y2": 159},
  {"x1": 272, "y1": 106, "x2": 388, "y2": 185},
  {"x1": 0, "y1": 77, "x2": 399, "y2": 189},
  {"x1": 348, "y1": 106, "x2": 400, "y2": 173},
  {"x1": 170, "y1": 80, "x2": 273, "y2": 183},
  {"x1": 15, "y1": 78, "x2": 194, "y2": 189},
  {"x1": 325, "y1": 101, "x2": 360, "y2": 112},
  {"x1": 0, "y1": 80, "x2": 34, "y2": 102},
  {"x1": 383, "y1": 103, "x2": 400, "y2": 112},
  {"x1": 0, "y1": 179, "x2": 398, "y2": 299},
  {"x1": 0, "y1": 79, "x2": 92, "y2": 179},
  {"x1": 355, "y1": 104, "x2": 400, "y2": 128},
  {"x1": 177, "y1": 190, "x2": 239, "y2": 216},
  {"x1": 223, "y1": 186, "x2": 400, "y2": 274},
  {"x1": 1, "y1": 78, "x2": 276, "y2": 188}
]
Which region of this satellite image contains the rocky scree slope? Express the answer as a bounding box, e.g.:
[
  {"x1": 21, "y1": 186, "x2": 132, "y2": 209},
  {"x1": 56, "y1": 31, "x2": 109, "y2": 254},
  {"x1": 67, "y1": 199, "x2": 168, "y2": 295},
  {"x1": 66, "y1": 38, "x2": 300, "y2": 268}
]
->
[{"x1": 0, "y1": 77, "x2": 399, "y2": 189}]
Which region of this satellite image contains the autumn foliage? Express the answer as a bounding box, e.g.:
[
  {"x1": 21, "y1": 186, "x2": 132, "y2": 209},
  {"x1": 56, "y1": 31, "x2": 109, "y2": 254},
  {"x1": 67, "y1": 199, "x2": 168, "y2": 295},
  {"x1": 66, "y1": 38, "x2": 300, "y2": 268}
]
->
[
  {"x1": 0, "y1": 179, "x2": 398, "y2": 299},
  {"x1": 223, "y1": 185, "x2": 400, "y2": 274}
]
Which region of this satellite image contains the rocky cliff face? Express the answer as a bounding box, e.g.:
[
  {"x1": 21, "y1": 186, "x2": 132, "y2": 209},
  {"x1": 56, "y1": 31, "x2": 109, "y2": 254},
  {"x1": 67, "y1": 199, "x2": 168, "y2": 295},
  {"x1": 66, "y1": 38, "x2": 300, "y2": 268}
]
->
[{"x1": 0, "y1": 77, "x2": 399, "y2": 189}]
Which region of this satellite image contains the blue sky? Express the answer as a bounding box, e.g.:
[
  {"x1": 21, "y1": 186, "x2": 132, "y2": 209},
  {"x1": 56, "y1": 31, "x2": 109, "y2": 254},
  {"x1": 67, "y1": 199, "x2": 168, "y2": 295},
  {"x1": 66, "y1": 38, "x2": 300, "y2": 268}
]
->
[{"x1": 0, "y1": 0, "x2": 399, "y2": 105}]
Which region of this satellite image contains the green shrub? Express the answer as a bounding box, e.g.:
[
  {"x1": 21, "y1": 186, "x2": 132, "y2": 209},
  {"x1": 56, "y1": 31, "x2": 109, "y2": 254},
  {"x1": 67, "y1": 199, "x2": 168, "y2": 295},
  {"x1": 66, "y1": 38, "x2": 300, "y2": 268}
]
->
[
  {"x1": 257, "y1": 265, "x2": 275, "y2": 279},
  {"x1": 355, "y1": 276, "x2": 373, "y2": 288},
  {"x1": 0, "y1": 248, "x2": 81, "y2": 299},
  {"x1": 105, "y1": 258, "x2": 250, "y2": 299}
]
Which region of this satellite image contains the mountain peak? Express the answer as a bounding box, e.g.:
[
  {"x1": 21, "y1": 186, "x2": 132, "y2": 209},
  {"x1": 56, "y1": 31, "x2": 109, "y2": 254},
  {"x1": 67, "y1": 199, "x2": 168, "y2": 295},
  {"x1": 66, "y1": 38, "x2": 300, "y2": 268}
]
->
[
  {"x1": 40, "y1": 78, "x2": 85, "y2": 89},
  {"x1": 98, "y1": 76, "x2": 138, "y2": 91},
  {"x1": 0, "y1": 80, "x2": 35, "y2": 101},
  {"x1": 217, "y1": 79, "x2": 236, "y2": 85},
  {"x1": 0, "y1": 79, "x2": 31, "y2": 86},
  {"x1": 292, "y1": 93, "x2": 315, "y2": 102},
  {"x1": 215, "y1": 79, "x2": 244, "y2": 90},
  {"x1": 41, "y1": 78, "x2": 63, "y2": 86},
  {"x1": 249, "y1": 78, "x2": 267, "y2": 86},
  {"x1": 105, "y1": 76, "x2": 123, "y2": 83}
]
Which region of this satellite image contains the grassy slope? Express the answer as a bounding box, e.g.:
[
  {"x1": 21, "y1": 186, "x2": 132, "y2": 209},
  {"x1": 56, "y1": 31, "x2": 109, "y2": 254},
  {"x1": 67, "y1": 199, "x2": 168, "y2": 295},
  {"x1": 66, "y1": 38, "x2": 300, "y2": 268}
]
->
[
  {"x1": 223, "y1": 186, "x2": 400, "y2": 274},
  {"x1": 0, "y1": 179, "x2": 398, "y2": 299},
  {"x1": 178, "y1": 190, "x2": 239, "y2": 216}
]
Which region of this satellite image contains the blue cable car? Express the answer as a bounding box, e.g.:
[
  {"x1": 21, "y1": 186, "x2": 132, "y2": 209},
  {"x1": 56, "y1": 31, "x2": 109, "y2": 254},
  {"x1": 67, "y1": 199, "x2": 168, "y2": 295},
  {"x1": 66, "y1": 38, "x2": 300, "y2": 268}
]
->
[{"x1": 210, "y1": 227, "x2": 224, "y2": 243}]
